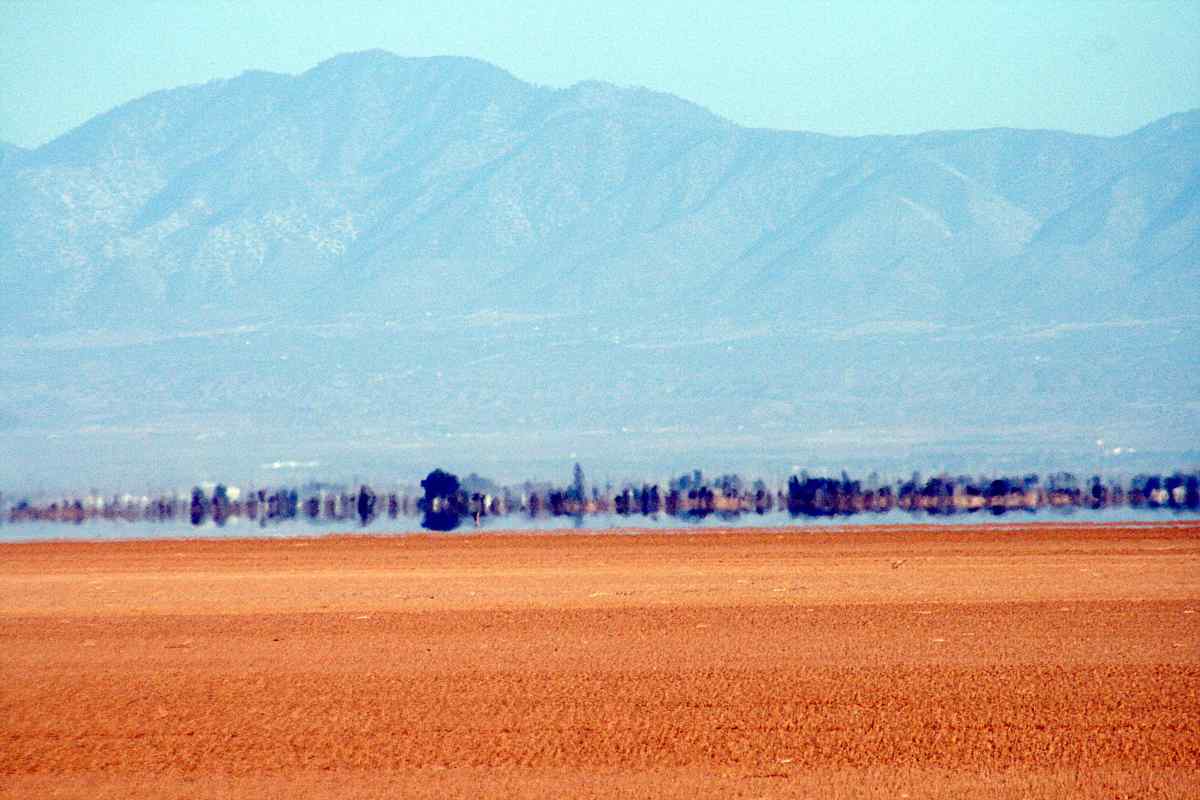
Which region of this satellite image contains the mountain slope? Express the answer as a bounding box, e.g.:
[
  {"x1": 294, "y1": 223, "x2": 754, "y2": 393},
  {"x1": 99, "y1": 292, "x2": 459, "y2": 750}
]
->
[
  {"x1": 0, "y1": 141, "x2": 25, "y2": 169},
  {"x1": 3, "y1": 52, "x2": 1197, "y2": 333}
]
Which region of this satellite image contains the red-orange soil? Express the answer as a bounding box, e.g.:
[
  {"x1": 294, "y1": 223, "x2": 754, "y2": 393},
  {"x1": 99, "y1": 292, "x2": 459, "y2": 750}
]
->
[{"x1": 2, "y1": 521, "x2": 1198, "y2": 798}]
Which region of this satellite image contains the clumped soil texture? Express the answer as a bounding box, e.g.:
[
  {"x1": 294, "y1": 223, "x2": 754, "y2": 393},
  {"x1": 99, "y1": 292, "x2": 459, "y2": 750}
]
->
[{"x1": 2, "y1": 522, "x2": 1198, "y2": 798}]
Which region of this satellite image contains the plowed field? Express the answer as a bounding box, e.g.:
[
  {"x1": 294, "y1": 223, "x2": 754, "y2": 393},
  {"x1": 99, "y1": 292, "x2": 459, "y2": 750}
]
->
[{"x1": 2, "y1": 521, "x2": 1198, "y2": 798}]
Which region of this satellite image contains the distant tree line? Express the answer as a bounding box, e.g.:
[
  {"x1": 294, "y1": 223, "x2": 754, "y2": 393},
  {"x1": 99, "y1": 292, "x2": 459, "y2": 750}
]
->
[{"x1": 4, "y1": 465, "x2": 1198, "y2": 531}]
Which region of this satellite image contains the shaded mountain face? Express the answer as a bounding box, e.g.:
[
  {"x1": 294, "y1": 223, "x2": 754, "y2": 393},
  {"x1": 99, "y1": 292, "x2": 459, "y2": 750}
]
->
[{"x1": 0, "y1": 51, "x2": 1197, "y2": 488}]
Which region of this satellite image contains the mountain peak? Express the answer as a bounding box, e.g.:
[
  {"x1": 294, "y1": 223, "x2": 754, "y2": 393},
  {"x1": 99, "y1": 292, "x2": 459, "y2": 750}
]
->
[
  {"x1": 1123, "y1": 108, "x2": 1200, "y2": 151},
  {"x1": 306, "y1": 49, "x2": 521, "y2": 83},
  {"x1": 1134, "y1": 108, "x2": 1200, "y2": 134}
]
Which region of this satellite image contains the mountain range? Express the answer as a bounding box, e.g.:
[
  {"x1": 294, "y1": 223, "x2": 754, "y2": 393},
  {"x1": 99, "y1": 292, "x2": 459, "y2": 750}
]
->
[{"x1": 1, "y1": 51, "x2": 1197, "y2": 490}]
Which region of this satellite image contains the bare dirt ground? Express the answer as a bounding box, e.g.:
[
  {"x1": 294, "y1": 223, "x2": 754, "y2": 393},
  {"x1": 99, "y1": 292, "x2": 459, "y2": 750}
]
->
[{"x1": 2, "y1": 521, "x2": 1198, "y2": 798}]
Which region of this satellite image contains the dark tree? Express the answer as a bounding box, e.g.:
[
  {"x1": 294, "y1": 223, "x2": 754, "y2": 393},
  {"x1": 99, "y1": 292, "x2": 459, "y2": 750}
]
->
[
  {"x1": 420, "y1": 468, "x2": 463, "y2": 531},
  {"x1": 303, "y1": 495, "x2": 321, "y2": 520},
  {"x1": 266, "y1": 488, "x2": 298, "y2": 520},
  {"x1": 641, "y1": 483, "x2": 661, "y2": 515},
  {"x1": 786, "y1": 475, "x2": 804, "y2": 515},
  {"x1": 614, "y1": 487, "x2": 633, "y2": 515},
  {"x1": 189, "y1": 487, "x2": 209, "y2": 526},
  {"x1": 688, "y1": 486, "x2": 715, "y2": 518},
  {"x1": 212, "y1": 484, "x2": 230, "y2": 527},
  {"x1": 985, "y1": 478, "x2": 1013, "y2": 515},
  {"x1": 421, "y1": 469, "x2": 460, "y2": 504},
  {"x1": 356, "y1": 484, "x2": 377, "y2": 526},
  {"x1": 664, "y1": 488, "x2": 681, "y2": 516},
  {"x1": 921, "y1": 476, "x2": 952, "y2": 515},
  {"x1": 569, "y1": 463, "x2": 586, "y2": 504}
]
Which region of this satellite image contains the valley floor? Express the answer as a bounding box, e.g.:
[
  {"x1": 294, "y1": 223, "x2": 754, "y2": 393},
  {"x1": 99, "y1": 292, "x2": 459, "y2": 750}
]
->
[{"x1": 2, "y1": 522, "x2": 1198, "y2": 798}]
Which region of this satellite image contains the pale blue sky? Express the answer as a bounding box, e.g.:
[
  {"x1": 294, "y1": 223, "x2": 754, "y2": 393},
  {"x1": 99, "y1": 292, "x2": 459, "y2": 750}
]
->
[{"x1": 1, "y1": 0, "x2": 1197, "y2": 148}]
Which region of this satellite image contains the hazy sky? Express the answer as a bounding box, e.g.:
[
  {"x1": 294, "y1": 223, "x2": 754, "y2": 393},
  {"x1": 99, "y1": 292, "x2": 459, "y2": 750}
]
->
[{"x1": 1, "y1": 0, "x2": 1197, "y2": 148}]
